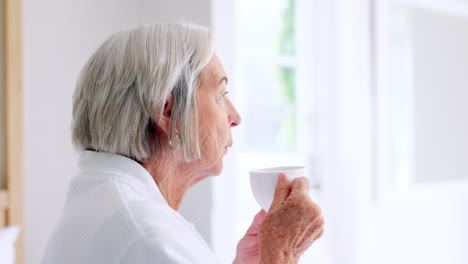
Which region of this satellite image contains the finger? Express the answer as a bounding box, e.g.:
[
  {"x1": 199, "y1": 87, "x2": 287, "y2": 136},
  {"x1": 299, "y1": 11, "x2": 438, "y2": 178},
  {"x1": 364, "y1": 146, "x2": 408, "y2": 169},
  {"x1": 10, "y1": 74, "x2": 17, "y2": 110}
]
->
[
  {"x1": 290, "y1": 176, "x2": 310, "y2": 195},
  {"x1": 297, "y1": 214, "x2": 324, "y2": 243},
  {"x1": 301, "y1": 221, "x2": 325, "y2": 251},
  {"x1": 309, "y1": 202, "x2": 323, "y2": 219},
  {"x1": 269, "y1": 173, "x2": 291, "y2": 210},
  {"x1": 309, "y1": 224, "x2": 325, "y2": 245},
  {"x1": 246, "y1": 210, "x2": 267, "y2": 235},
  {"x1": 315, "y1": 226, "x2": 325, "y2": 240}
]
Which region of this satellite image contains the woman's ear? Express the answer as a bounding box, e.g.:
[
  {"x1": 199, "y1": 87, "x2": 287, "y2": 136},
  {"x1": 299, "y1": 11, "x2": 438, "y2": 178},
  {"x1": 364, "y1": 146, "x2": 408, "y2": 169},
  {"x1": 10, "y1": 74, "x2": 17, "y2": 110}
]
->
[{"x1": 158, "y1": 93, "x2": 174, "y2": 136}]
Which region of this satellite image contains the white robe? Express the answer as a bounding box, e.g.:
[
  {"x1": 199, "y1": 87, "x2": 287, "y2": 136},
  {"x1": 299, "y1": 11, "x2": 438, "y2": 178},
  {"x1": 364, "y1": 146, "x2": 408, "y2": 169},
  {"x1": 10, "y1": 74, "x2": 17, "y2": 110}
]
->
[{"x1": 42, "y1": 150, "x2": 219, "y2": 264}]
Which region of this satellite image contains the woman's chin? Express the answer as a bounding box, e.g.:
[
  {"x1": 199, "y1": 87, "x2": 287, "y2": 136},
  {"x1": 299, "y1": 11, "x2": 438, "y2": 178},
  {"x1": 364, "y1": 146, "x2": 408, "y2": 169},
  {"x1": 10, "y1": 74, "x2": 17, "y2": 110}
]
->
[
  {"x1": 208, "y1": 160, "x2": 224, "y2": 177},
  {"x1": 196, "y1": 154, "x2": 225, "y2": 177}
]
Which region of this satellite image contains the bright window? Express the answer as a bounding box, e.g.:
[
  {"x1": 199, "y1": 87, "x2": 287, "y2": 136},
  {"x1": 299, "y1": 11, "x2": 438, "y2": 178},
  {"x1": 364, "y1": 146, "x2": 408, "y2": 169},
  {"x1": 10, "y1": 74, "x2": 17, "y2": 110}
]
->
[{"x1": 236, "y1": 0, "x2": 298, "y2": 151}]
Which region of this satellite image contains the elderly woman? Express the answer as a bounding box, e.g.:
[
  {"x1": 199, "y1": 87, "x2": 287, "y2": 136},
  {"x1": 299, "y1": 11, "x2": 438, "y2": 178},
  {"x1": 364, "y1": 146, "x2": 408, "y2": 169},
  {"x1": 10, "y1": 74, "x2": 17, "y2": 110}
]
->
[{"x1": 42, "y1": 24, "x2": 324, "y2": 263}]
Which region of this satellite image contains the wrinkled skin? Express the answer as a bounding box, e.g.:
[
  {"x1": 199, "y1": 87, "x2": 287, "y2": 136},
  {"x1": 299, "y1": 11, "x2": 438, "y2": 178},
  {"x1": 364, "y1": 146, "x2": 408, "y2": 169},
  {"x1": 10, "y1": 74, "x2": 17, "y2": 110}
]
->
[
  {"x1": 234, "y1": 173, "x2": 324, "y2": 264},
  {"x1": 142, "y1": 54, "x2": 241, "y2": 210},
  {"x1": 194, "y1": 54, "x2": 241, "y2": 176}
]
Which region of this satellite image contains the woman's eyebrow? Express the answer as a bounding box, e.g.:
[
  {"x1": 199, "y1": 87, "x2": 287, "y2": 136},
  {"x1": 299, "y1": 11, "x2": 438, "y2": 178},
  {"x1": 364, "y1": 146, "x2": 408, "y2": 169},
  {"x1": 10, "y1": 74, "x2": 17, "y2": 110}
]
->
[{"x1": 218, "y1": 76, "x2": 228, "y2": 86}]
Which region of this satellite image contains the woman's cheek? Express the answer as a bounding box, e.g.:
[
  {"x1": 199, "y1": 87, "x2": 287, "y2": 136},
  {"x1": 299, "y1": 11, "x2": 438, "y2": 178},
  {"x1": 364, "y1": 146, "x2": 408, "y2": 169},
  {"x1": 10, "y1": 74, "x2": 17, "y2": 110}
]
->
[{"x1": 199, "y1": 128, "x2": 218, "y2": 157}]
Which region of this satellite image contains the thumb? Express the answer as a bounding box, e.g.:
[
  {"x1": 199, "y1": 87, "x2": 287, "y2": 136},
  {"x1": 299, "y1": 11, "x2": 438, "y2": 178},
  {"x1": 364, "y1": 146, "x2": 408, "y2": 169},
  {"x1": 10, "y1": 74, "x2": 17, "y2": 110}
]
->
[
  {"x1": 246, "y1": 210, "x2": 267, "y2": 235},
  {"x1": 269, "y1": 173, "x2": 291, "y2": 210}
]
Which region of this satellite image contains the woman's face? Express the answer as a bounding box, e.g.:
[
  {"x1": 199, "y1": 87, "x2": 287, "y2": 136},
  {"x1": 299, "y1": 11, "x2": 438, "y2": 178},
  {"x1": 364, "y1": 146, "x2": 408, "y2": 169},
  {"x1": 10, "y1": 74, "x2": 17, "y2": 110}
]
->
[{"x1": 194, "y1": 54, "x2": 241, "y2": 176}]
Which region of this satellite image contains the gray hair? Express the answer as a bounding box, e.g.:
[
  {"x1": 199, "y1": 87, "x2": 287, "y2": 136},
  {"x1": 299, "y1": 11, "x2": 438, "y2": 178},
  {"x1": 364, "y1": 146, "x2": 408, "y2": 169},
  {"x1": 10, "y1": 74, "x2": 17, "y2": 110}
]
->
[{"x1": 72, "y1": 23, "x2": 214, "y2": 161}]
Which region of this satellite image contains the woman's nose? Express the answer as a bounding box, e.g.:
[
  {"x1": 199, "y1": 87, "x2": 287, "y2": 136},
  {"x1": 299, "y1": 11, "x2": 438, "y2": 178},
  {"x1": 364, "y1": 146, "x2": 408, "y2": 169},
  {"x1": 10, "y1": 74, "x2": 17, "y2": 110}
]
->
[{"x1": 228, "y1": 101, "x2": 242, "y2": 127}]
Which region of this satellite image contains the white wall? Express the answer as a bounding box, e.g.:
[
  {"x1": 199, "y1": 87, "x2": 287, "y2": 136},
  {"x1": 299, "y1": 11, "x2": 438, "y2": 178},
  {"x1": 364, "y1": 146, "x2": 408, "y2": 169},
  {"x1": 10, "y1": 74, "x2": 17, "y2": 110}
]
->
[
  {"x1": 352, "y1": 3, "x2": 468, "y2": 264},
  {"x1": 323, "y1": 1, "x2": 468, "y2": 264},
  {"x1": 23, "y1": 1, "x2": 212, "y2": 263},
  {"x1": 411, "y1": 8, "x2": 468, "y2": 183},
  {"x1": 356, "y1": 6, "x2": 468, "y2": 264},
  {"x1": 140, "y1": 0, "x2": 211, "y2": 26}
]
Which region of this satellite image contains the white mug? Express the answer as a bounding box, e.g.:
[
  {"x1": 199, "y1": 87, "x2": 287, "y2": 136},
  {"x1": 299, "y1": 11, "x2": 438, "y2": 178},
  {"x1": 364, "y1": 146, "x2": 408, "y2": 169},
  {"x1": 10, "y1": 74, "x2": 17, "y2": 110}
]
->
[{"x1": 249, "y1": 166, "x2": 307, "y2": 212}]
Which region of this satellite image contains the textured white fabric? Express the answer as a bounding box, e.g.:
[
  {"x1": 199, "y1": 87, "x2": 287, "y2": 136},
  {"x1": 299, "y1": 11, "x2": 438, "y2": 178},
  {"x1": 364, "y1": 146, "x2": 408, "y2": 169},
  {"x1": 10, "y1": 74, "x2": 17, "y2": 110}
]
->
[
  {"x1": 0, "y1": 225, "x2": 20, "y2": 264},
  {"x1": 42, "y1": 150, "x2": 219, "y2": 264}
]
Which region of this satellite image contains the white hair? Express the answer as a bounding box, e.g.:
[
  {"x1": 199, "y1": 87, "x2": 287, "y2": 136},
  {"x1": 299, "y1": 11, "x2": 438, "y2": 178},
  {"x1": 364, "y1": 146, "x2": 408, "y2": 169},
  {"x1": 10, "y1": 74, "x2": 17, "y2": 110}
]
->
[{"x1": 72, "y1": 23, "x2": 214, "y2": 161}]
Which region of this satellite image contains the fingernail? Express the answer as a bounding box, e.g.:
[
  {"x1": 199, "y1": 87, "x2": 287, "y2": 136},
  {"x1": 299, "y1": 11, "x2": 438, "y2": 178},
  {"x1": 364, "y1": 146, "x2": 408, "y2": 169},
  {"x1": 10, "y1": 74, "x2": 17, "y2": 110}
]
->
[{"x1": 278, "y1": 173, "x2": 285, "y2": 181}]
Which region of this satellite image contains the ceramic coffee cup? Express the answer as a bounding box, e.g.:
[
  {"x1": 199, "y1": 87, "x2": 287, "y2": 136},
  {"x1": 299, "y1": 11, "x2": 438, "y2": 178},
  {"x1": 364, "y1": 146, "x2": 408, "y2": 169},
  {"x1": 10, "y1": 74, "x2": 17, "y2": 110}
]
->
[{"x1": 250, "y1": 166, "x2": 307, "y2": 212}]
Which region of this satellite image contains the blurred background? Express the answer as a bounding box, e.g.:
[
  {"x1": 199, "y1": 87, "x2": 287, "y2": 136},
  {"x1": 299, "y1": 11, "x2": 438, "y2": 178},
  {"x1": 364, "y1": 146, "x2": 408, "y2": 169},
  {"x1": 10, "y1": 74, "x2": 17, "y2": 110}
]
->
[{"x1": 1, "y1": 0, "x2": 467, "y2": 263}]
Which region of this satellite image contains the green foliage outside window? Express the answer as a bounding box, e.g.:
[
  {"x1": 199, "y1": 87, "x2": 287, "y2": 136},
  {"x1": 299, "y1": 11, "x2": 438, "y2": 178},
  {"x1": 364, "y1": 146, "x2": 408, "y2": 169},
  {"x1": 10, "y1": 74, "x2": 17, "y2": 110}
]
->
[
  {"x1": 276, "y1": 0, "x2": 296, "y2": 148},
  {"x1": 278, "y1": 0, "x2": 295, "y2": 56},
  {"x1": 276, "y1": 67, "x2": 296, "y2": 147}
]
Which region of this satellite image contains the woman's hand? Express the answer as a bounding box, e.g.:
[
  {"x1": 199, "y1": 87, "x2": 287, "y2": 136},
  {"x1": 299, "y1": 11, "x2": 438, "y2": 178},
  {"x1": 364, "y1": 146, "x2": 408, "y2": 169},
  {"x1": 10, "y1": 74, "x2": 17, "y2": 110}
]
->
[
  {"x1": 258, "y1": 173, "x2": 324, "y2": 264},
  {"x1": 233, "y1": 210, "x2": 267, "y2": 264}
]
